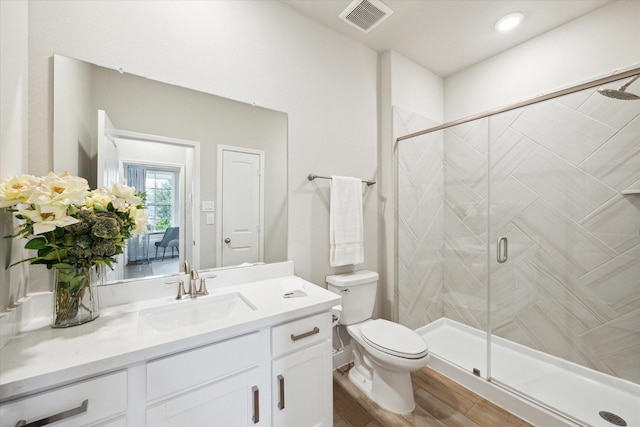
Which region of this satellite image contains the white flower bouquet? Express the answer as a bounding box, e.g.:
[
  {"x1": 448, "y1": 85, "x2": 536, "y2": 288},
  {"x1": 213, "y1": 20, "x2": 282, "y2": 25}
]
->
[{"x1": 1, "y1": 172, "x2": 148, "y2": 326}]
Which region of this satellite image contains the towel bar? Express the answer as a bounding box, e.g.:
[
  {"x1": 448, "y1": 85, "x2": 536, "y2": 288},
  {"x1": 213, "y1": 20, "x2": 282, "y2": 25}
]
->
[{"x1": 308, "y1": 174, "x2": 375, "y2": 186}]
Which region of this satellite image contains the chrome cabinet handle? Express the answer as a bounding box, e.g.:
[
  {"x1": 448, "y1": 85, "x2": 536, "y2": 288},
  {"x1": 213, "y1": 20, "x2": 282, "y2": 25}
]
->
[
  {"x1": 252, "y1": 386, "x2": 259, "y2": 423},
  {"x1": 497, "y1": 237, "x2": 508, "y2": 263},
  {"x1": 290, "y1": 326, "x2": 319, "y2": 342},
  {"x1": 15, "y1": 399, "x2": 88, "y2": 427},
  {"x1": 277, "y1": 374, "x2": 285, "y2": 410}
]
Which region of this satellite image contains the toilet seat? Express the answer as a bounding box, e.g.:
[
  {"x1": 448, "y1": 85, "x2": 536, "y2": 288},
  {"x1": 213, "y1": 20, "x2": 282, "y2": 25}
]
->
[{"x1": 360, "y1": 319, "x2": 428, "y2": 359}]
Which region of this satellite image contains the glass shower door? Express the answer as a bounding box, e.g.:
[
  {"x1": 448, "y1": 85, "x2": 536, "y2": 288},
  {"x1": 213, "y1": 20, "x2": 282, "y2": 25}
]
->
[{"x1": 487, "y1": 77, "x2": 640, "y2": 425}]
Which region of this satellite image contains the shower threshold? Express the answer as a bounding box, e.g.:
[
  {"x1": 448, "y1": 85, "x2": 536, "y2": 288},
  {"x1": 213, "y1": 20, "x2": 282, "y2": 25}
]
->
[{"x1": 416, "y1": 318, "x2": 639, "y2": 427}]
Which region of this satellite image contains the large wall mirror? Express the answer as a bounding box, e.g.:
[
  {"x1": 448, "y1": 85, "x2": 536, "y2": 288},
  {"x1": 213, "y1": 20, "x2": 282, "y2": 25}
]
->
[{"x1": 53, "y1": 55, "x2": 288, "y2": 284}]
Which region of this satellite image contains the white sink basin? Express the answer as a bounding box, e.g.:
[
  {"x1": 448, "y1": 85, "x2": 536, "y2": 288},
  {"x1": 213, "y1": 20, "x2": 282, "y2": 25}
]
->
[{"x1": 138, "y1": 293, "x2": 257, "y2": 334}]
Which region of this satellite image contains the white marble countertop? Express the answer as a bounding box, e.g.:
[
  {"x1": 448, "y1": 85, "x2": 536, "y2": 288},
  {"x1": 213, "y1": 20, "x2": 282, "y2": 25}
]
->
[{"x1": 0, "y1": 275, "x2": 340, "y2": 402}]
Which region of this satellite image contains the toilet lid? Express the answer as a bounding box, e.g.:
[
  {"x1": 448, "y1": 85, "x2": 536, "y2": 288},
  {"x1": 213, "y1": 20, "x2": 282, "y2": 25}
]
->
[{"x1": 360, "y1": 319, "x2": 428, "y2": 359}]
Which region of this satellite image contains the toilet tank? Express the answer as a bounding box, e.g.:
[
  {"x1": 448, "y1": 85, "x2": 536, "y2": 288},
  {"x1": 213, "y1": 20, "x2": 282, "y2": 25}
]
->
[{"x1": 326, "y1": 270, "x2": 379, "y2": 325}]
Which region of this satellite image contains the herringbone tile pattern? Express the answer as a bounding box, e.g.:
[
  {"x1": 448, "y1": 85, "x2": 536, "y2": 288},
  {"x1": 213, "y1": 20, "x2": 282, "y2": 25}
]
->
[{"x1": 395, "y1": 77, "x2": 640, "y2": 386}]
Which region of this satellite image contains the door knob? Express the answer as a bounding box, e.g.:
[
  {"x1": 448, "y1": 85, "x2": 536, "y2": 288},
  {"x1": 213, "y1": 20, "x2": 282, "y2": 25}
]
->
[{"x1": 224, "y1": 238, "x2": 231, "y2": 243}]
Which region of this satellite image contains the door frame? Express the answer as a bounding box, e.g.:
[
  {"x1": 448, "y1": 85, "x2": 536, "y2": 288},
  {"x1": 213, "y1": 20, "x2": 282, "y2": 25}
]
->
[
  {"x1": 216, "y1": 144, "x2": 265, "y2": 267},
  {"x1": 109, "y1": 129, "x2": 200, "y2": 274}
]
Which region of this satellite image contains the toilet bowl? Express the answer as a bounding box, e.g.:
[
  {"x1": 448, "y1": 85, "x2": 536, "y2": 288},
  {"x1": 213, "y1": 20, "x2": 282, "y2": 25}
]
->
[
  {"x1": 327, "y1": 271, "x2": 429, "y2": 414},
  {"x1": 346, "y1": 319, "x2": 429, "y2": 413}
]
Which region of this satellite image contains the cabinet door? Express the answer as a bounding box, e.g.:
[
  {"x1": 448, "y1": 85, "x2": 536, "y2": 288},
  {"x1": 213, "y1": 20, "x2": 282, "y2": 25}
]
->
[
  {"x1": 147, "y1": 368, "x2": 263, "y2": 427},
  {"x1": 272, "y1": 341, "x2": 332, "y2": 427}
]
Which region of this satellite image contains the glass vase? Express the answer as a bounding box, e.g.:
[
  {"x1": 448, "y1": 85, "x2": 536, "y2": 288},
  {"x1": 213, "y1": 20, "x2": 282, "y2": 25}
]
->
[{"x1": 51, "y1": 264, "x2": 103, "y2": 328}]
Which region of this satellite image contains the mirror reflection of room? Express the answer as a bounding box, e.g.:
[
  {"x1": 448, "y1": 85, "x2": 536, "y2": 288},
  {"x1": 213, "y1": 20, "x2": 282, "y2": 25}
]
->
[
  {"x1": 53, "y1": 54, "x2": 288, "y2": 284},
  {"x1": 125, "y1": 164, "x2": 181, "y2": 280}
]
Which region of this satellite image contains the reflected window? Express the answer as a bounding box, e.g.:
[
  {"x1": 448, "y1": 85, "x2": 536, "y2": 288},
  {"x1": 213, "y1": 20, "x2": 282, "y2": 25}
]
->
[{"x1": 145, "y1": 170, "x2": 176, "y2": 231}]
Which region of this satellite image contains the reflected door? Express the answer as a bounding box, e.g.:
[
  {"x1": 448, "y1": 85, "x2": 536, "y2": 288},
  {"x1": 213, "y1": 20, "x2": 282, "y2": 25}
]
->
[{"x1": 220, "y1": 147, "x2": 264, "y2": 267}]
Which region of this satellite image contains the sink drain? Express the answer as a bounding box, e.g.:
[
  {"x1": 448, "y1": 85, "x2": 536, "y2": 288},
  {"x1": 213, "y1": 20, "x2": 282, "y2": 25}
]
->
[{"x1": 599, "y1": 411, "x2": 627, "y2": 426}]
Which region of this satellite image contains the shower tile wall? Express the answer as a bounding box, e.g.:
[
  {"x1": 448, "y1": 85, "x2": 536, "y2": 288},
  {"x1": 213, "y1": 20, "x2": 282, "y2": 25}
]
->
[
  {"x1": 488, "y1": 88, "x2": 640, "y2": 384},
  {"x1": 395, "y1": 107, "x2": 445, "y2": 330},
  {"x1": 395, "y1": 84, "x2": 640, "y2": 384}
]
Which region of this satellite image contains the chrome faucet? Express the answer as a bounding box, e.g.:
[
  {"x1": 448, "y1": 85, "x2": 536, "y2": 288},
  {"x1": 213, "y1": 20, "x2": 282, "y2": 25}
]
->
[{"x1": 189, "y1": 269, "x2": 200, "y2": 298}]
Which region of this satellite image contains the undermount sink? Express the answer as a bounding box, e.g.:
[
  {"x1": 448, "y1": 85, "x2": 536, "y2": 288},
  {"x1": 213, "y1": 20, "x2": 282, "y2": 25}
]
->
[{"x1": 138, "y1": 292, "x2": 257, "y2": 334}]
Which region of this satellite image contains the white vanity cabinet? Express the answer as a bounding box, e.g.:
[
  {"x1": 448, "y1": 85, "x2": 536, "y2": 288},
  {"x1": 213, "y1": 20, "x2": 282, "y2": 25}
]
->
[
  {"x1": 0, "y1": 371, "x2": 127, "y2": 427},
  {"x1": 145, "y1": 332, "x2": 268, "y2": 426},
  {"x1": 271, "y1": 312, "x2": 333, "y2": 427},
  {"x1": 0, "y1": 270, "x2": 342, "y2": 427}
]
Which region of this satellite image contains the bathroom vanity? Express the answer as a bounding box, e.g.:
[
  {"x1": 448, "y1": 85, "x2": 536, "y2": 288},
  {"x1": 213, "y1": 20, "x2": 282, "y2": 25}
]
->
[{"x1": 0, "y1": 262, "x2": 340, "y2": 426}]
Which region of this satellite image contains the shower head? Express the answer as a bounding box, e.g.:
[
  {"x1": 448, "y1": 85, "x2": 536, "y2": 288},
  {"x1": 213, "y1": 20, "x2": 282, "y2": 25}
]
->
[{"x1": 597, "y1": 75, "x2": 640, "y2": 100}]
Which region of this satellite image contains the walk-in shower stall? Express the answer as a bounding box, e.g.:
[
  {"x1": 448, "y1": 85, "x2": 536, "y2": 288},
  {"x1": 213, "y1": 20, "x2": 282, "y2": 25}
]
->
[{"x1": 395, "y1": 68, "x2": 640, "y2": 427}]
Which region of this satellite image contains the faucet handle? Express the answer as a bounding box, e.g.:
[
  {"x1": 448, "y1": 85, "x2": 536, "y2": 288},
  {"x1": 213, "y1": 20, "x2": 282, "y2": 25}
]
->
[
  {"x1": 198, "y1": 274, "x2": 216, "y2": 296},
  {"x1": 166, "y1": 280, "x2": 186, "y2": 300}
]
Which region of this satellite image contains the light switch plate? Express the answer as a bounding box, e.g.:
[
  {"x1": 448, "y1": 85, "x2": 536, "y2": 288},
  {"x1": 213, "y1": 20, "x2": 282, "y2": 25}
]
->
[
  {"x1": 206, "y1": 213, "x2": 215, "y2": 225},
  {"x1": 202, "y1": 201, "x2": 215, "y2": 212}
]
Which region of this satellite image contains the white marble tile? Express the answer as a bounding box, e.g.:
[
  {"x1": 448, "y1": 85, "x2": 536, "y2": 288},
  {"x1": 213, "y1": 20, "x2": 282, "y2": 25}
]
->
[
  {"x1": 512, "y1": 147, "x2": 617, "y2": 222},
  {"x1": 512, "y1": 302, "x2": 595, "y2": 368},
  {"x1": 578, "y1": 89, "x2": 640, "y2": 130},
  {"x1": 555, "y1": 86, "x2": 595, "y2": 110},
  {"x1": 512, "y1": 199, "x2": 615, "y2": 276},
  {"x1": 489, "y1": 107, "x2": 524, "y2": 143},
  {"x1": 448, "y1": 120, "x2": 475, "y2": 140},
  {"x1": 444, "y1": 167, "x2": 483, "y2": 221},
  {"x1": 582, "y1": 244, "x2": 640, "y2": 315},
  {"x1": 580, "y1": 114, "x2": 640, "y2": 191},
  {"x1": 488, "y1": 175, "x2": 538, "y2": 235},
  {"x1": 581, "y1": 194, "x2": 640, "y2": 254},
  {"x1": 490, "y1": 127, "x2": 537, "y2": 182},
  {"x1": 512, "y1": 100, "x2": 617, "y2": 165},
  {"x1": 394, "y1": 106, "x2": 438, "y2": 136},
  {"x1": 407, "y1": 177, "x2": 443, "y2": 243},
  {"x1": 580, "y1": 310, "x2": 640, "y2": 384},
  {"x1": 519, "y1": 253, "x2": 617, "y2": 335},
  {"x1": 461, "y1": 117, "x2": 488, "y2": 154},
  {"x1": 443, "y1": 128, "x2": 484, "y2": 180},
  {"x1": 489, "y1": 264, "x2": 540, "y2": 331}
]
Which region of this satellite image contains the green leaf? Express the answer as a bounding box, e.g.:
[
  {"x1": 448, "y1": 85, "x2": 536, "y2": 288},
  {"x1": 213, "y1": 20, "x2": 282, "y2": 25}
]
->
[
  {"x1": 25, "y1": 237, "x2": 48, "y2": 250},
  {"x1": 52, "y1": 263, "x2": 73, "y2": 269}
]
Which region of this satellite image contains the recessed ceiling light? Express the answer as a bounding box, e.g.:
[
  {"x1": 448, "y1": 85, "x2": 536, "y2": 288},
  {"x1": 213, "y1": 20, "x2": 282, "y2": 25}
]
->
[{"x1": 495, "y1": 12, "x2": 524, "y2": 32}]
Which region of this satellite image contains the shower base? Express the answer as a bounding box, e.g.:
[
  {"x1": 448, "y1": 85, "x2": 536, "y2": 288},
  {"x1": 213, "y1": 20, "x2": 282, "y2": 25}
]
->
[{"x1": 416, "y1": 318, "x2": 639, "y2": 427}]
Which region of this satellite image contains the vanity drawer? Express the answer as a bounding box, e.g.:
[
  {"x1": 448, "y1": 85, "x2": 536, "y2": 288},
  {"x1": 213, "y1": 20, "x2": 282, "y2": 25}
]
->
[
  {"x1": 272, "y1": 311, "x2": 331, "y2": 357},
  {"x1": 0, "y1": 370, "x2": 127, "y2": 427},
  {"x1": 147, "y1": 331, "x2": 260, "y2": 402}
]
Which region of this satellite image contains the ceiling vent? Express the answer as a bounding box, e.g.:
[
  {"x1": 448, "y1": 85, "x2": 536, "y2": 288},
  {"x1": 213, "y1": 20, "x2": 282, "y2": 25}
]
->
[{"x1": 339, "y1": 0, "x2": 393, "y2": 33}]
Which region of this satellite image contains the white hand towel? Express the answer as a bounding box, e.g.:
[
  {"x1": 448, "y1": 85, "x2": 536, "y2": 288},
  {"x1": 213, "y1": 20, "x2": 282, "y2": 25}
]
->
[
  {"x1": 330, "y1": 176, "x2": 364, "y2": 267},
  {"x1": 281, "y1": 277, "x2": 307, "y2": 298}
]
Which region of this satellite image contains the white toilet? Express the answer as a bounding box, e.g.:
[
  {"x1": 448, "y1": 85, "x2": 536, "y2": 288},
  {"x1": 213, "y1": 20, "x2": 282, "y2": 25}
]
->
[{"x1": 327, "y1": 270, "x2": 429, "y2": 414}]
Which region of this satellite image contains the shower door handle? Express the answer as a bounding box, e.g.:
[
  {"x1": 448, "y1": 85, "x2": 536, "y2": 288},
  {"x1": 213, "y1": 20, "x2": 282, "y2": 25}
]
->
[{"x1": 497, "y1": 237, "x2": 508, "y2": 263}]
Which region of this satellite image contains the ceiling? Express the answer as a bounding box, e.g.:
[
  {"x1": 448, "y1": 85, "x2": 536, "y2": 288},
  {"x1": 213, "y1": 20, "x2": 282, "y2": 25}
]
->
[{"x1": 282, "y1": 0, "x2": 613, "y2": 77}]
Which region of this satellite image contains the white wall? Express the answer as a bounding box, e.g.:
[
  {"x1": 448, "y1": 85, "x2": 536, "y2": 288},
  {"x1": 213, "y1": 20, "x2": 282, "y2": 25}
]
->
[
  {"x1": 445, "y1": 0, "x2": 640, "y2": 121},
  {"x1": 0, "y1": 1, "x2": 29, "y2": 314},
  {"x1": 27, "y1": 0, "x2": 379, "y2": 291}
]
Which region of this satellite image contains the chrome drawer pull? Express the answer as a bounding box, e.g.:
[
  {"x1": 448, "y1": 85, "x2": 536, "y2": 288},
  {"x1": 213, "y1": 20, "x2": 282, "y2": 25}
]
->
[
  {"x1": 277, "y1": 374, "x2": 285, "y2": 410},
  {"x1": 15, "y1": 399, "x2": 88, "y2": 427},
  {"x1": 290, "y1": 326, "x2": 320, "y2": 342},
  {"x1": 252, "y1": 386, "x2": 259, "y2": 423}
]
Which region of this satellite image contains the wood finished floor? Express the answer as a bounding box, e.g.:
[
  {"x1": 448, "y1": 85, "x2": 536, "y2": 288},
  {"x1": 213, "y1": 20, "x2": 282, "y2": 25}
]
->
[{"x1": 333, "y1": 365, "x2": 535, "y2": 427}]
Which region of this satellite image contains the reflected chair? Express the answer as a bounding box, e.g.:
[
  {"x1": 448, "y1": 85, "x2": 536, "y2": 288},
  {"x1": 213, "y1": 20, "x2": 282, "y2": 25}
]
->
[{"x1": 154, "y1": 227, "x2": 179, "y2": 261}]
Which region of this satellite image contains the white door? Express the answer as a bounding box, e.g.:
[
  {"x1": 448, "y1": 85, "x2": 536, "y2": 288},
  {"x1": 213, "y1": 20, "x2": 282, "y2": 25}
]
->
[
  {"x1": 97, "y1": 110, "x2": 119, "y2": 189},
  {"x1": 219, "y1": 146, "x2": 264, "y2": 267},
  {"x1": 97, "y1": 110, "x2": 123, "y2": 282}
]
